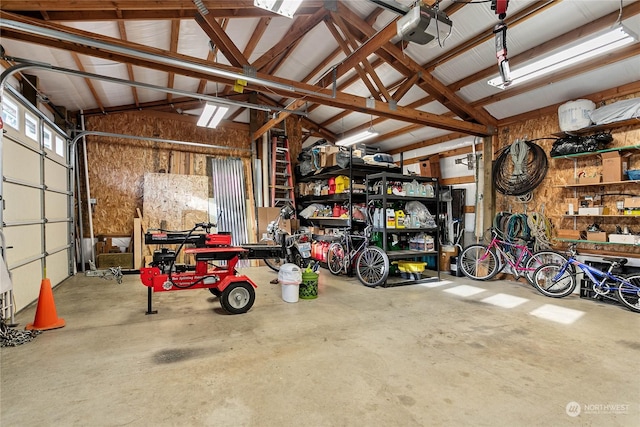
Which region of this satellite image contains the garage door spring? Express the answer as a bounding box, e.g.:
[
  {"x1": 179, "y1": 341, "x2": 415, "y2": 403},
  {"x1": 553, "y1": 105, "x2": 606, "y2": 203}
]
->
[{"x1": 0, "y1": 317, "x2": 40, "y2": 347}]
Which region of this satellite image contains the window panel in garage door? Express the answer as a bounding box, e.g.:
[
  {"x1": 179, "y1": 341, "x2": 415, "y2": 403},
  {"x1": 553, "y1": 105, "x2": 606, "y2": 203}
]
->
[{"x1": 1, "y1": 89, "x2": 72, "y2": 313}]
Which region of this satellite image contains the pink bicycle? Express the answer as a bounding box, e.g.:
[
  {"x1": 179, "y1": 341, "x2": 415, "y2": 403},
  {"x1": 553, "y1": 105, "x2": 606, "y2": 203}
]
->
[{"x1": 458, "y1": 228, "x2": 569, "y2": 284}]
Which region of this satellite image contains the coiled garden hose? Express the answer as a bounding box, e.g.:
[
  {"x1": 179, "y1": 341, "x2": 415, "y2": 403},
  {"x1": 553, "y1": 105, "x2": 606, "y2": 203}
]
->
[{"x1": 493, "y1": 140, "x2": 548, "y2": 195}]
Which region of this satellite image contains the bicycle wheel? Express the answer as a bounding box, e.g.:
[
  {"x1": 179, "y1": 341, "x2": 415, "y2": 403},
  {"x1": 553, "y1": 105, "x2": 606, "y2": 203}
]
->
[
  {"x1": 355, "y1": 246, "x2": 389, "y2": 287},
  {"x1": 531, "y1": 264, "x2": 576, "y2": 298},
  {"x1": 524, "y1": 250, "x2": 571, "y2": 285},
  {"x1": 263, "y1": 257, "x2": 285, "y2": 272},
  {"x1": 260, "y1": 239, "x2": 285, "y2": 272},
  {"x1": 326, "y1": 242, "x2": 345, "y2": 275},
  {"x1": 458, "y1": 244, "x2": 501, "y2": 280},
  {"x1": 617, "y1": 275, "x2": 640, "y2": 313}
]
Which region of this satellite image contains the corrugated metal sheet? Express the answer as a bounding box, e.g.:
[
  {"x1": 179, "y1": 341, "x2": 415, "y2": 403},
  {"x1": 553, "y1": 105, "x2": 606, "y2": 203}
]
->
[{"x1": 211, "y1": 158, "x2": 249, "y2": 266}]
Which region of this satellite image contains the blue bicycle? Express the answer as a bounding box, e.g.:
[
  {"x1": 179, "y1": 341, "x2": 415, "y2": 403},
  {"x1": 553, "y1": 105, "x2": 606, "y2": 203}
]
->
[{"x1": 532, "y1": 252, "x2": 640, "y2": 313}]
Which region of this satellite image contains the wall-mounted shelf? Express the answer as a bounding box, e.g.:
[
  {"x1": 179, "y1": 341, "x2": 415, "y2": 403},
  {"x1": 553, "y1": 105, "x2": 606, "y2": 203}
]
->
[
  {"x1": 556, "y1": 238, "x2": 640, "y2": 247},
  {"x1": 552, "y1": 118, "x2": 640, "y2": 138},
  {"x1": 562, "y1": 214, "x2": 638, "y2": 218},
  {"x1": 554, "y1": 179, "x2": 640, "y2": 188},
  {"x1": 551, "y1": 143, "x2": 640, "y2": 160}
]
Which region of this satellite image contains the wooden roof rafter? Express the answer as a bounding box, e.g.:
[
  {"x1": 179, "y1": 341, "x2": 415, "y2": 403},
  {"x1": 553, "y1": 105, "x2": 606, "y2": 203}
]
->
[
  {"x1": 324, "y1": 15, "x2": 382, "y2": 102},
  {"x1": 195, "y1": 12, "x2": 249, "y2": 68},
  {"x1": 166, "y1": 18, "x2": 181, "y2": 103},
  {"x1": 331, "y1": 12, "x2": 393, "y2": 103},
  {"x1": 0, "y1": 1, "x2": 328, "y2": 20},
  {"x1": 0, "y1": 11, "x2": 491, "y2": 136},
  {"x1": 70, "y1": 52, "x2": 106, "y2": 113},
  {"x1": 115, "y1": 10, "x2": 139, "y2": 108},
  {"x1": 315, "y1": 0, "x2": 640, "y2": 149},
  {"x1": 251, "y1": 7, "x2": 329, "y2": 72},
  {"x1": 331, "y1": 2, "x2": 496, "y2": 126}
]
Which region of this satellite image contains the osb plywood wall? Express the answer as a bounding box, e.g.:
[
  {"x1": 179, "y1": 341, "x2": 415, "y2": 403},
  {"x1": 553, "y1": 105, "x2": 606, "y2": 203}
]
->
[
  {"x1": 143, "y1": 173, "x2": 209, "y2": 230},
  {"x1": 81, "y1": 111, "x2": 251, "y2": 236},
  {"x1": 80, "y1": 110, "x2": 303, "y2": 237},
  {"x1": 495, "y1": 93, "x2": 640, "y2": 255}
]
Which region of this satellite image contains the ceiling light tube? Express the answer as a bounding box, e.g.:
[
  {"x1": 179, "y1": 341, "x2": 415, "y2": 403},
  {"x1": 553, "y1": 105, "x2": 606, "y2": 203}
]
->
[
  {"x1": 197, "y1": 103, "x2": 229, "y2": 128},
  {"x1": 336, "y1": 128, "x2": 379, "y2": 146},
  {"x1": 254, "y1": 0, "x2": 304, "y2": 19},
  {"x1": 488, "y1": 24, "x2": 638, "y2": 89}
]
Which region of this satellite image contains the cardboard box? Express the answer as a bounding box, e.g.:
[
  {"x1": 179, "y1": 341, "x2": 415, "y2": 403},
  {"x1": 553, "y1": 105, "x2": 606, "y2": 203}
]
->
[
  {"x1": 320, "y1": 152, "x2": 338, "y2": 167},
  {"x1": 624, "y1": 197, "x2": 640, "y2": 208},
  {"x1": 439, "y1": 245, "x2": 458, "y2": 272},
  {"x1": 576, "y1": 175, "x2": 601, "y2": 184},
  {"x1": 557, "y1": 229, "x2": 581, "y2": 239},
  {"x1": 601, "y1": 151, "x2": 628, "y2": 183},
  {"x1": 319, "y1": 145, "x2": 340, "y2": 155},
  {"x1": 97, "y1": 253, "x2": 133, "y2": 269},
  {"x1": 578, "y1": 206, "x2": 605, "y2": 215},
  {"x1": 586, "y1": 231, "x2": 607, "y2": 242},
  {"x1": 352, "y1": 183, "x2": 366, "y2": 194},
  {"x1": 257, "y1": 207, "x2": 291, "y2": 239},
  {"x1": 320, "y1": 152, "x2": 329, "y2": 167},
  {"x1": 608, "y1": 234, "x2": 639, "y2": 245},
  {"x1": 420, "y1": 154, "x2": 441, "y2": 178}
]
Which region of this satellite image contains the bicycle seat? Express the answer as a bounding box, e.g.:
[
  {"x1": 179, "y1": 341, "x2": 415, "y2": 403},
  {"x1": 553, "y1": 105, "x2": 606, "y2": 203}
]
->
[{"x1": 602, "y1": 257, "x2": 627, "y2": 266}]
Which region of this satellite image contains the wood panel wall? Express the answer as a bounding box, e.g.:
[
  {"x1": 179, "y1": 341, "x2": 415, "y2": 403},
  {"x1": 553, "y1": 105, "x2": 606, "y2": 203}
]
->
[
  {"x1": 80, "y1": 111, "x2": 249, "y2": 236},
  {"x1": 79, "y1": 110, "x2": 302, "y2": 238},
  {"x1": 494, "y1": 92, "x2": 640, "y2": 255}
]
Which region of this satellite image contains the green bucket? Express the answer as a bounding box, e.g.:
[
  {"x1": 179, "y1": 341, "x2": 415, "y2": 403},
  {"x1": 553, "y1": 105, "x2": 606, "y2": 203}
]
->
[{"x1": 299, "y1": 271, "x2": 319, "y2": 299}]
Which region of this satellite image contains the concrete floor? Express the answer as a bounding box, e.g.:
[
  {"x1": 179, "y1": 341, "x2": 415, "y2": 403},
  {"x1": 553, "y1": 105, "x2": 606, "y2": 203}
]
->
[{"x1": 1, "y1": 267, "x2": 638, "y2": 426}]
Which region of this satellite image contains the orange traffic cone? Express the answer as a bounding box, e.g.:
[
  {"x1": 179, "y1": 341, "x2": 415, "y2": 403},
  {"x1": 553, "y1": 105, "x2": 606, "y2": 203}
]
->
[{"x1": 26, "y1": 278, "x2": 65, "y2": 331}]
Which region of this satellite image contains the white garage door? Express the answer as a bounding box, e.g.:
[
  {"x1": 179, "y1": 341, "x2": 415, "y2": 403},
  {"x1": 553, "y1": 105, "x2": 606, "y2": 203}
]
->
[{"x1": 1, "y1": 89, "x2": 73, "y2": 313}]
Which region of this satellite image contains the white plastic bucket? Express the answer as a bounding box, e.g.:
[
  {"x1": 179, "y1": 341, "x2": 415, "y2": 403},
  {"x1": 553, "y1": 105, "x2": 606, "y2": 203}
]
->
[
  {"x1": 279, "y1": 263, "x2": 302, "y2": 303},
  {"x1": 558, "y1": 99, "x2": 595, "y2": 131},
  {"x1": 278, "y1": 263, "x2": 302, "y2": 284},
  {"x1": 281, "y1": 283, "x2": 299, "y2": 303}
]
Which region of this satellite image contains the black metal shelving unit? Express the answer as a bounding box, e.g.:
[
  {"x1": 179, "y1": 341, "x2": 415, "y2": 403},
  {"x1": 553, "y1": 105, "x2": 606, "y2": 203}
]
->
[
  {"x1": 366, "y1": 172, "x2": 441, "y2": 286},
  {"x1": 296, "y1": 157, "x2": 399, "y2": 233}
]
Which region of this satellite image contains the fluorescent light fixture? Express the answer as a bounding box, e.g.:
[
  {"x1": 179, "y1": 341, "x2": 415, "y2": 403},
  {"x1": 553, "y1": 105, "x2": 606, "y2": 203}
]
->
[
  {"x1": 197, "y1": 103, "x2": 229, "y2": 128},
  {"x1": 254, "y1": 0, "x2": 304, "y2": 19},
  {"x1": 335, "y1": 128, "x2": 379, "y2": 146},
  {"x1": 488, "y1": 24, "x2": 638, "y2": 89}
]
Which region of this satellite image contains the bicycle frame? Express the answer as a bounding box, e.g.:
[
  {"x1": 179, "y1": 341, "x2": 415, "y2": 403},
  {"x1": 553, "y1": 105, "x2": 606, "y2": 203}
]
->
[
  {"x1": 555, "y1": 257, "x2": 632, "y2": 292},
  {"x1": 335, "y1": 229, "x2": 370, "y2": 274},
  {"x1": 480, "y1": 234, "x2": 534, "y2": 279}
]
